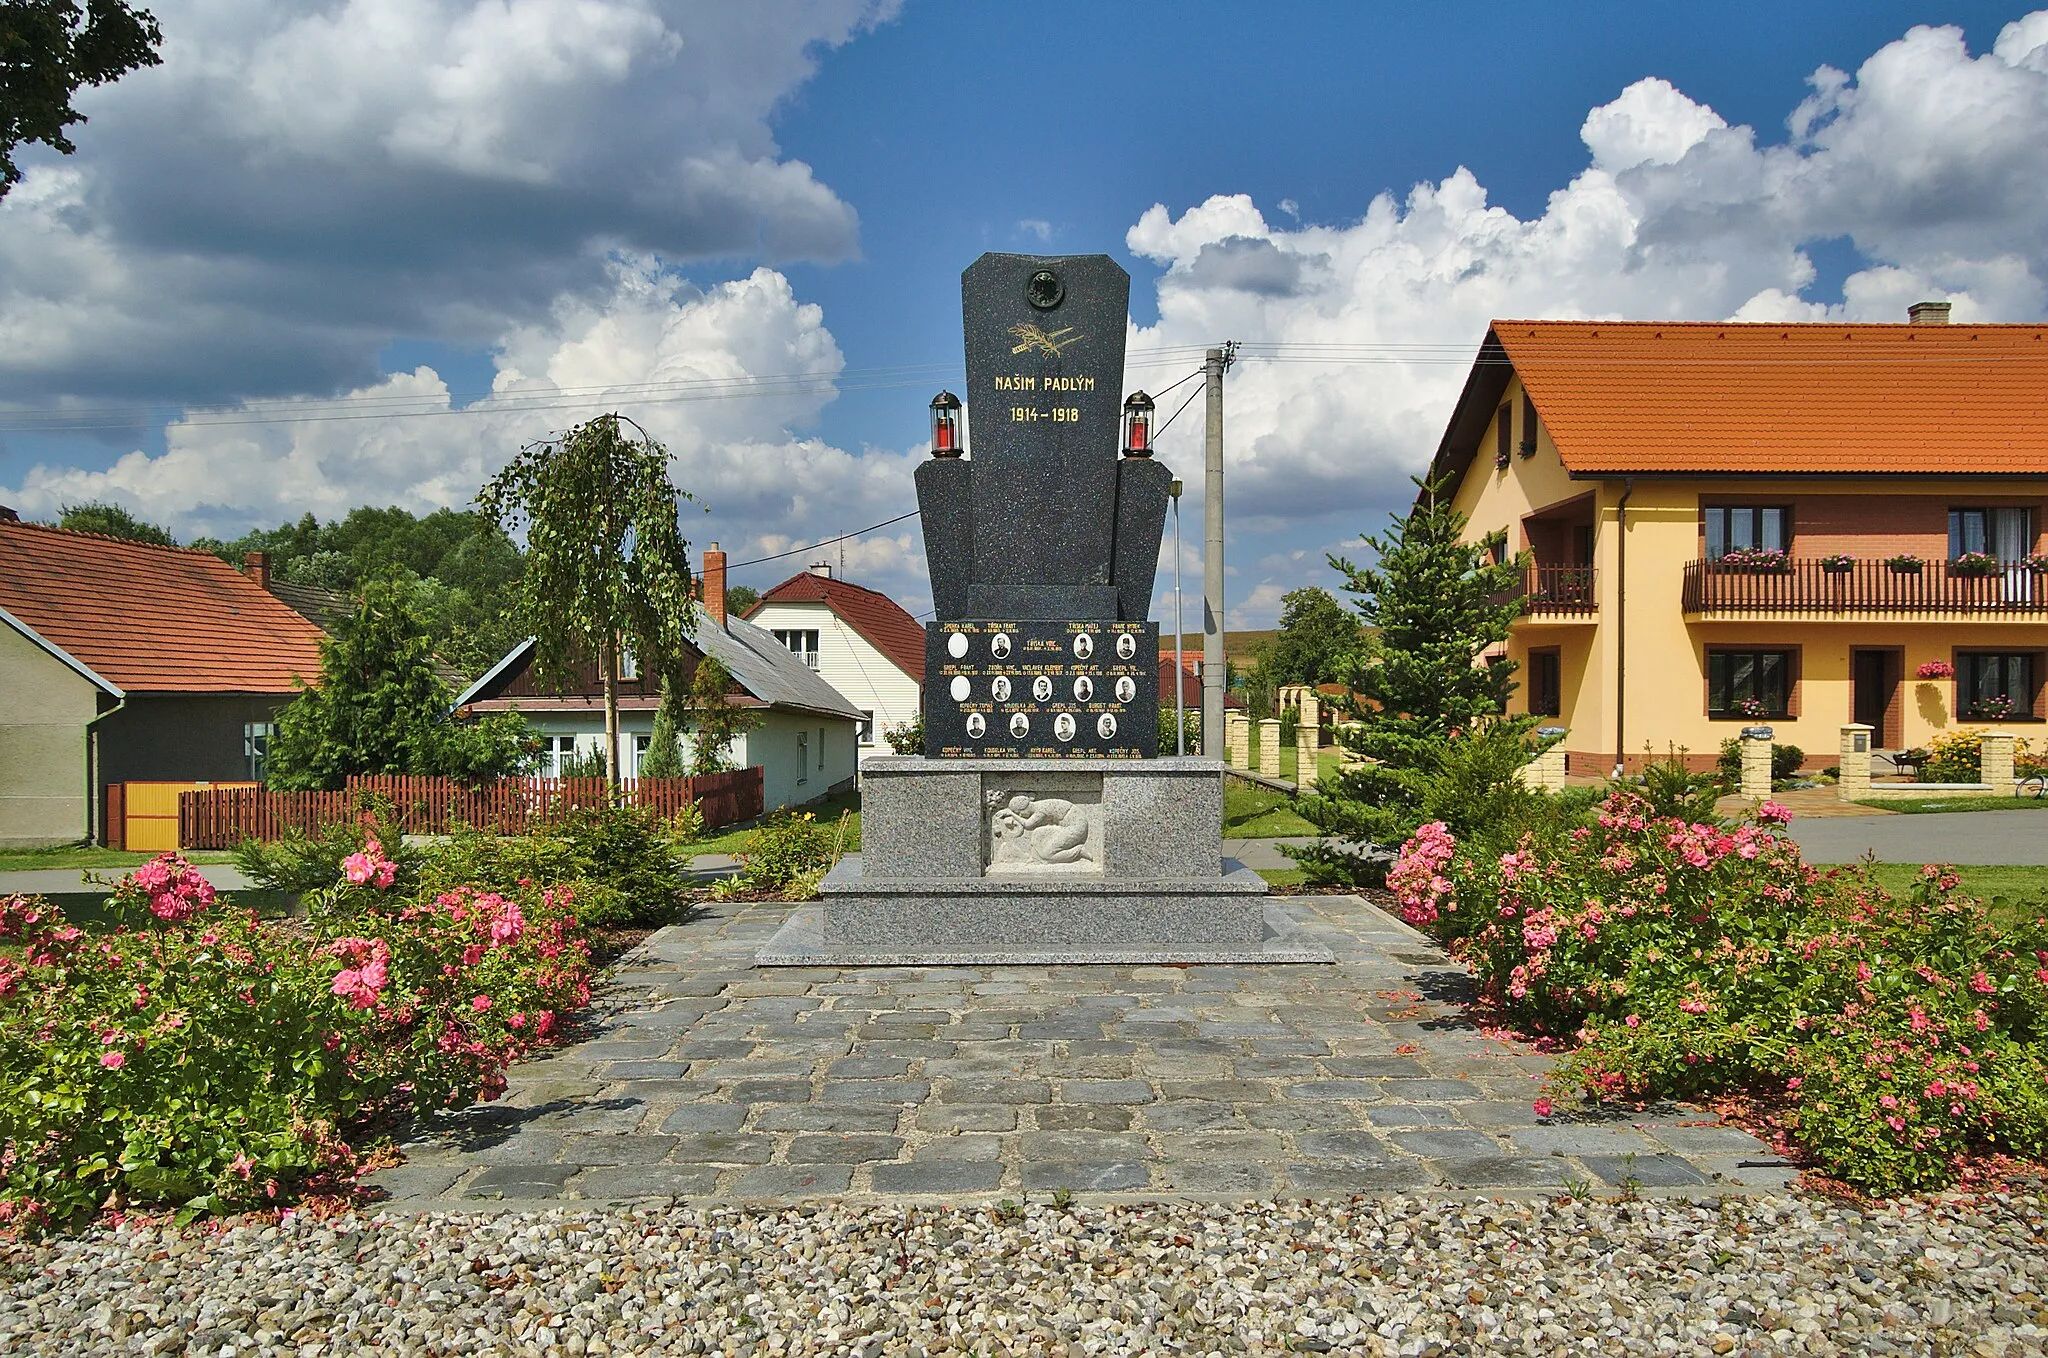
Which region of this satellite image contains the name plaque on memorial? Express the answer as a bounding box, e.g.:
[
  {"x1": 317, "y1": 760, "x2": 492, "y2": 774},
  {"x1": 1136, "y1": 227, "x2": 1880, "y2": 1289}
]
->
[{"x1": 925, "y1": 619, "x2": 1159, "y2": 758}]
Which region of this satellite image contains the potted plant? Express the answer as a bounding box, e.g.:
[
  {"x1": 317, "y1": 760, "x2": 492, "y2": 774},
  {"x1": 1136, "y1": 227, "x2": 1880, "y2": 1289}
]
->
[
  {"x1": 1735, "y1": 695, "x2": 1769, "y2": 718},
  {"x1": 2026, "y1": 553, "x2": 2048, "y2": 574},
  {"x1": 1819, "y1": 553, "x2": 1855, "y2": 574},
  {"x1": 1973, "y1": 694, "x2": 2019, "y2": 720},
  {"x1": 1916, "y1": 659, "x2": 1955, "y2": 679},
  {"x1": 1949, "y1": 550, "x2": 2000, "y2": 577},
  {"x1": 1886, "y1": 553, "x2": 1924, "y2": 575}
]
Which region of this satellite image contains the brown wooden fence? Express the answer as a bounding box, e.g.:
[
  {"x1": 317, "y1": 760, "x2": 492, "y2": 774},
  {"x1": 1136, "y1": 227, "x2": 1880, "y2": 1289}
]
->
[{"x1": 177, "y1": 769, "x2": 764, "y2": 849}]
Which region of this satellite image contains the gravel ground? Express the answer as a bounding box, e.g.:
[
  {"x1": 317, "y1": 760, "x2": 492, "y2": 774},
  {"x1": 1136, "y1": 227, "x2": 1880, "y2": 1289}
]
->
[{"x1": 3, "y1": 1193, "x2": 2042, "y2": 1356}]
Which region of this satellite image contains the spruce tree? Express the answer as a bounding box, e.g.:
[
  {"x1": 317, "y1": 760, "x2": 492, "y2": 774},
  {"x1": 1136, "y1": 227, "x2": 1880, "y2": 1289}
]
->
[
  {"x1": 638, "y1": 680, "x2": 688, "y2": 778},
  {"x1": 1285, "y1": 476, "x2": 1535, "y2": 884}
]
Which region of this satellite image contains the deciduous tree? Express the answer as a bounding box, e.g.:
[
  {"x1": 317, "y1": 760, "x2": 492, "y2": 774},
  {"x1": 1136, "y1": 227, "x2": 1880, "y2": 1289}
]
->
[
  {"x1": 1, "y1": 0, "x2": 162, "y2": 197},
  {"x1": 680, "y1": 656, "x2": 759, "y2": 775},
  {"x1": 264, "y1": 577, "x2": 535, "y2": 789},
  {"x1": 477, "y1": 414, "x2": 698, "y2": 788}
]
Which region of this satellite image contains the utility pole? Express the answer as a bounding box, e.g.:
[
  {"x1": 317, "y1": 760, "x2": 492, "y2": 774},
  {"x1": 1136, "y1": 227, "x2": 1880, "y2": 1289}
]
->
[{"x1": 1201, "y1": 344, "x2": 1233, "y2": 755}]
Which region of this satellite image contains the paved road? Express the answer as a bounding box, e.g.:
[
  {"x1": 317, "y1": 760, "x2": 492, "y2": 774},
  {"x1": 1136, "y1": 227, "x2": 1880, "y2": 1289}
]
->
[
  {"x1": 0, "y1": 863, "x2": 256, "y2": 898},
  {"x1": 1786, "y1": 809, "x2": 2048, "y2": 865}
]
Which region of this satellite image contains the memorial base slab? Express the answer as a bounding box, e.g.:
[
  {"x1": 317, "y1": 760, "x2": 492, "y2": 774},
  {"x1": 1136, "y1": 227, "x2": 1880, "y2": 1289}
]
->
[{"x1": 754, "y1": 757, "x2": 1333, "y2": 967}]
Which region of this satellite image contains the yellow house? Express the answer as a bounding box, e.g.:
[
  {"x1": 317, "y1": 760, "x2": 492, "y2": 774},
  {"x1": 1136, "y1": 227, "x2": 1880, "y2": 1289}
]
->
[{"x1": 1429, "y1": 304, "x2": 2048, "y2": 774}]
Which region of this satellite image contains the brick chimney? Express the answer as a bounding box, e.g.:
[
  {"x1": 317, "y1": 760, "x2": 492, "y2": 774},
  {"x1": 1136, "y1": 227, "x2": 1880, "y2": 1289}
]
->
[
  {"x1": 1908, "y1": 300, "x2": 1952, "y2": 325},
  {"x1": 702, "y1": 542, "x2": 727, "y2": 629},
  {"x1": 808, "y1": 562, "x2": 832, "y2": 578},
  {"x1": 243, "y1": 550, "x2": 271, "y2": 589}
]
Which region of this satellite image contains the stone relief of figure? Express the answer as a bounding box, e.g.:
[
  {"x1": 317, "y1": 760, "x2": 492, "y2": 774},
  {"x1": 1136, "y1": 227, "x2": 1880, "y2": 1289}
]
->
[{"x1": 987, "y1": 791, "x2": 1097, "y2": 869}]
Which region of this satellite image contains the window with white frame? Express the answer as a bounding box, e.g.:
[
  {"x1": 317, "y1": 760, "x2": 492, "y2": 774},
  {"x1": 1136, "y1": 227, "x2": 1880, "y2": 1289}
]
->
[
  {"x1": 544, "y1": 735, "x2": 579, "y2": 778},
  {"x1": 773, "y1": 629, "x2": 821, "y2": 668},
  {"x1": 243, "y1": 722, "x2": 274, "y2": 781}
]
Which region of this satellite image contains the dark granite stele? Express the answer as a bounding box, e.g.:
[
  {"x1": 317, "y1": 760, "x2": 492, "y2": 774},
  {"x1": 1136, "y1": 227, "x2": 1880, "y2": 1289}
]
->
[{"x1": 756, "y1": 757, "x2": 1334, "y2": 967}]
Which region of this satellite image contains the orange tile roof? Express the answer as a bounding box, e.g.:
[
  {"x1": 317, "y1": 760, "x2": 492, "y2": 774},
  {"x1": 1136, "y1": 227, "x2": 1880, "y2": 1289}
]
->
[
  {"x1": 0, "y1": 521, "x2": 328, "y2": 693},
  {"x1": 743, "y1": 571, "x2": 927, "y2": 681},
  {"x1": 1476, "y1": 320, "x2": 2048, "y2": 476}
]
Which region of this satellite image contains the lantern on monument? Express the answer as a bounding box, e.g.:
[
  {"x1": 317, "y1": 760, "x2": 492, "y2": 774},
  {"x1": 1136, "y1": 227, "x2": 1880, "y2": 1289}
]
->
[
  {"x1": 928, "y1": 390, "x2": 963, "y2": 457},
  {"x1": 1122, "y1": 390, "x2": 1155, "y2": 457}
]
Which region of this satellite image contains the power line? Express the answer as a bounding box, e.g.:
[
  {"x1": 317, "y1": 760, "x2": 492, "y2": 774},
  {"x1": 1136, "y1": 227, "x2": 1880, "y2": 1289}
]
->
[{"x1": 725, "y1": 510, "x2": 920, "y2": 569}]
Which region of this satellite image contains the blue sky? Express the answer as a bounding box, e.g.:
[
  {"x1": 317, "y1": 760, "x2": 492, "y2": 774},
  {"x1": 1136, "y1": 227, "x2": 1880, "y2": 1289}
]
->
[{"x1": 3, "y1": 2, "x2": 2045, "y2": 624}]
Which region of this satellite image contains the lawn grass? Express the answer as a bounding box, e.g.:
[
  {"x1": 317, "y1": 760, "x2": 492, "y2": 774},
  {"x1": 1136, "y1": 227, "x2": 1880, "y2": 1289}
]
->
[
  {"x1": 687, "y1": 790, "x2": 862, "y2": 859},
  {"x1": 0, "y1": 845, "x2": 236, "y2": 872},
  {"x1": 1852, "y1": 795, "x2": 2048, "y2": 814},
  {"x1": 1254, "y1": 868, "x2": 1309, "y2": 887},
  {"x1": 1223, "y1": 778, "x2": 1317, "y2": 838}
]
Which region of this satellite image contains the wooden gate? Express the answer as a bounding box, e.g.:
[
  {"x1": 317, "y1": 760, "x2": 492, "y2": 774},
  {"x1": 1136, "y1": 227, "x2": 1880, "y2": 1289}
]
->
[{"x1": 117, "y1": 781, "x2": 258, "y2": 851}]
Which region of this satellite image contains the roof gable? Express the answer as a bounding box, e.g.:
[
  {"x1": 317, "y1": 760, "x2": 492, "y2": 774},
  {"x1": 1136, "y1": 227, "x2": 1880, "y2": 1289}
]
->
[
  {"x1": 0, "y1": 522, "x2": 328, "y2": 694},
  {"x1": 1433, "y1": 320, "x2": 2048, "y2": 488},
  {"x1": 745, "y1": 571, "x2": 926, "y2": 681}
]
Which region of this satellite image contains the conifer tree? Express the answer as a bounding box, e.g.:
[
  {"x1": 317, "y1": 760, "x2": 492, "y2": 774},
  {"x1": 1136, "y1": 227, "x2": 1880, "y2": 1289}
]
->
[
  {"x1": 637, "y1": 680, "x2": 688, "y2": 778},
  {"x1": 1285, "y1": 476, "x2": 1536, "y2": 883}
]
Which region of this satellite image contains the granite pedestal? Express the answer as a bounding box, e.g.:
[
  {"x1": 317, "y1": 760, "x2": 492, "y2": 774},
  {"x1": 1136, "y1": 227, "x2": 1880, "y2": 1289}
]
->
[{"x1": 756, "y1": 757, "x2": 1332, "y2": 966}]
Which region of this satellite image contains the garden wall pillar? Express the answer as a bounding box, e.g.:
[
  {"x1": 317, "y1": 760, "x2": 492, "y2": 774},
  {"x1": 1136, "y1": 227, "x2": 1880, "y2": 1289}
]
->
[
  {"x1": 1297, "y1": 696, "x2": 1321, "y2": 792},
  {"x1": 1258, "y1": 719, "x2": 1282, "y2": 778},
  {"x1": 1526, "y1": 727, "x2": 1568, "y2": 790},
  {"x1": 1837, "y1": 724, "x2": 1873, "y2": 801},
  {"x1": 1739, "y1": 727, "x2": 1774, "y2": 800},
  {"x1": 1980, "y1": 732, "x2": 2017, "y2": 791},
  {"x1": 1225, "y1": 711, "x2": 1250, "y2": 769}
]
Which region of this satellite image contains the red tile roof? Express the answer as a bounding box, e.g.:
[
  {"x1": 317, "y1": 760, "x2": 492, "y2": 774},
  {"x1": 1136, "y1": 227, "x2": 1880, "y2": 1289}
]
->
[
  {"x1": 1157, "y1": 655, "x2": 1245, "y2": 709},
  {"x1": 1441, "y1": 320, "x2": 2048, "y2": 479},
  {"x1": 0, "y1": 521, "x2": 328, "y2": 693},
  {"x1": 743, "y1": 571, "x2": 927, "y2": 681}
]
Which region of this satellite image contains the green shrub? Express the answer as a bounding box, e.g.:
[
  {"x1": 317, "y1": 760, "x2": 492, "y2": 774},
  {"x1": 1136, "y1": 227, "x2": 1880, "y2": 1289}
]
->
[
  {"x1": 0, "y1": 851, "x2": 594, "y2": 1228},
  {"x1": 716, "y1": 810, "x2": 844, "y2": 898},
  {"x1": 232, "y1": 796, "x2": 419, "y2": 896},
  {"x1": 418, "y1": 802, "x2": 698, "y2": 928},
  {"x1": 1388, "y1": 795, "x2": 2048, "y2": 1194}
]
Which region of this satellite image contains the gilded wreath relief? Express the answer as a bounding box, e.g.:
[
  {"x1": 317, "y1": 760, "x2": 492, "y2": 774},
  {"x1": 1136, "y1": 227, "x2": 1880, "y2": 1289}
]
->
[{"x1": 986, "y1": 789, "x2": 1101, "y2": 873}]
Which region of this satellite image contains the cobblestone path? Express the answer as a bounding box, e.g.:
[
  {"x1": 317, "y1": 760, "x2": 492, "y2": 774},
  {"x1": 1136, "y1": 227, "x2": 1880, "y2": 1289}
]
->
[{"x1": 367, "y1": 896, "x2": 1786, "y2": 1206}]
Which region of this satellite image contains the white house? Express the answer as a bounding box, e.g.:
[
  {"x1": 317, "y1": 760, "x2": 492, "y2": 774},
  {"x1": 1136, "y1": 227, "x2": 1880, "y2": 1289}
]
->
[
  {"x1": 455, "y1": 546, "x2": 862, "y2": 811},
  {"x1": 743, "y1": 565, "x2": 925, "y2": 762}
]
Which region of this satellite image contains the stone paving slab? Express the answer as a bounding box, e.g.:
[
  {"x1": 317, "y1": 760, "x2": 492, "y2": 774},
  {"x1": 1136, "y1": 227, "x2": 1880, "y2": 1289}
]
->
[{"x1": 367, "y1": 895, "x2": 1786, "y2": 1207}]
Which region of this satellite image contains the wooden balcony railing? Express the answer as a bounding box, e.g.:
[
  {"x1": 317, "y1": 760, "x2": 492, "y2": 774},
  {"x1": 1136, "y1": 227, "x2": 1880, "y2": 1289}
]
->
[
  {"x1": 1523, "y1": 564, "x2": 1598, "y2": 616},
  {"x1": 1682, "y1": 559, "x2": 2048, "y2": 616}
]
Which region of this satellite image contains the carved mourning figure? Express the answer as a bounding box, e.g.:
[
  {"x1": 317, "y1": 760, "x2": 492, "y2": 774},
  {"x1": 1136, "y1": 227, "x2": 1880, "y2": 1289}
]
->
[{"x1": 987, "y1": 791, "x2": 1097, "y2": 870}]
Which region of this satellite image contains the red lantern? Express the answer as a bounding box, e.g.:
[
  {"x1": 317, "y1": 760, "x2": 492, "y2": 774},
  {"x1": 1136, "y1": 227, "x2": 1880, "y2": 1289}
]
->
[
  {"x1": 929, "y1": 390, "x2": 963, "y2": 457},
  {"x1": 1122, "y1": 390, "x2": 1154, "y2": 457}
]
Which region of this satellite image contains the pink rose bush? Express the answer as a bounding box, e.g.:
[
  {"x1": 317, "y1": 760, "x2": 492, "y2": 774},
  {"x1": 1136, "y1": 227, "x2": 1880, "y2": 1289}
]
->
[
  {"x1": 341, "y1": 837, "x2": 399, "y2": 889},
  {"x1": 1393, "y1": 790, "x2": 2048, "y2": 1193},
  {"x1": 0, "y1": 850, "x2": 595, "y2": 1228}
]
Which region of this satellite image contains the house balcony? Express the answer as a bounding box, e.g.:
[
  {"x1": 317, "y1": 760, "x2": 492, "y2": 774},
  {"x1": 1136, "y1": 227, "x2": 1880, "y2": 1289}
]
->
[
  {"x1": 1521, "y1": 564, "x2": 1597, "y2": 619},
  {"x1": 1682, "y1": 558, "x2": 2048, "y2": 618}
]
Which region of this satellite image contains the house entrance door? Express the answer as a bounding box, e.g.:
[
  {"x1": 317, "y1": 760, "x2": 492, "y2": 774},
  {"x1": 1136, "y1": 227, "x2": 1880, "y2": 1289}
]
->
[{"x1": 1851, "y1": 649, "x2": 1895, "y2": 743}]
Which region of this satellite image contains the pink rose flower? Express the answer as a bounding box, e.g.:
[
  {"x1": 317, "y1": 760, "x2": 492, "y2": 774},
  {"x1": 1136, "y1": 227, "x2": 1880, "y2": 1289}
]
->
[
  {"x1": 1533, "y1": 1098, "x2": 1554, "y2": 1118},
  {"x1": 1756, "y1": 801, "x2": 1793, "y2": 825},
  {"x1": 471, "y1": 994, "x2": 492, "y2": 1011},
  {"x1": 99, "y1": 1051, "x2": 125, "y2": 1070}
]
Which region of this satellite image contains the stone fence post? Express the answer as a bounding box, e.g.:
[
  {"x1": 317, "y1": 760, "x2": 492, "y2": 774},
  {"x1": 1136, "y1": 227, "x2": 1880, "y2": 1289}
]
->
[
  {"x1": 1739, "y1": 726, "x2": 1774, "y2": 800},
  {"x1": 1297, "y1": 695, "x2": 1321, "y2": 792},
  {"x1": 1225, "y1": 711, "x2": 1250, "y2": 769},
  {"x1": 1837, "y1": 724, "x2": 1873, "y2": 801},
  {"x1": 1257, "y1": 719, "x2": 1282, "y2": 778},
  {"x1": 1981, "y1": 731, "x2": 2017, "y2": 791},
  {"x1": 1524, "y1": 726, "x2": 1568, "y2": 790}
]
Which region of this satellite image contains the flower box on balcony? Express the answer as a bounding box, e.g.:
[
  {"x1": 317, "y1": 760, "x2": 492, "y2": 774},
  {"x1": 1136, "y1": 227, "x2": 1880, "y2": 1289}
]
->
[
  {"x1": 2029, "y1": 554, "x2": 2048, "y2": 575},
  {"x1": 1710, "y1": 548, "x2": 1790, "y2": 574},
  {"x1": 1916, "y1": 660, "x2": 1955, "y2": 679},
  {"x1": 1819, "y1": 554, "x2": 1855, "y2": 574},
  {"x1": 1886, "y1": 555, "x2": 1924, "y2": 575},
  {"x1": 1949, "y1": 551, "x2": 2001, "y2": 577}
]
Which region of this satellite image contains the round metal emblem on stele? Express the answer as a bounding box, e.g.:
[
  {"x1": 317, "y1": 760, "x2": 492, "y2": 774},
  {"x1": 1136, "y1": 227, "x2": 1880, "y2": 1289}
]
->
[{"x1": 1026, "y1": 269, "x2": 1064, "y2": 310}]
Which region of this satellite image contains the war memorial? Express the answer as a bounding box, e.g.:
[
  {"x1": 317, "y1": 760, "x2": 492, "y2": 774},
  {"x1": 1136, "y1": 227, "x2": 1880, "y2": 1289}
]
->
[{"x1": 760, "y1": 253, "x2": 1330, "y2": 965}]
